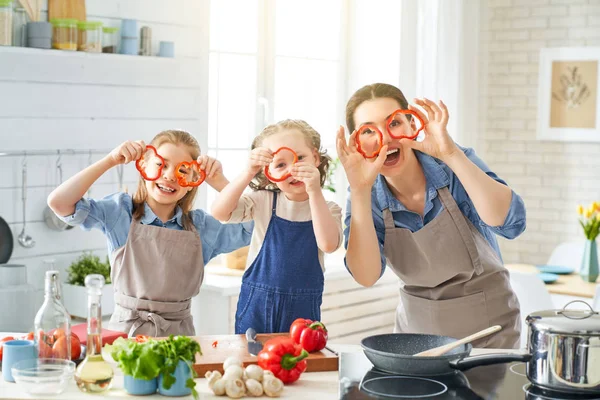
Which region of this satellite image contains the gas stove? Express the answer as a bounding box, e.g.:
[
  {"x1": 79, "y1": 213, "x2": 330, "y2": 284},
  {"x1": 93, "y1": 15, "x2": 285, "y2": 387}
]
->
[{"x1": 338, "y1": 351, "x2": 600, "y2": 400}]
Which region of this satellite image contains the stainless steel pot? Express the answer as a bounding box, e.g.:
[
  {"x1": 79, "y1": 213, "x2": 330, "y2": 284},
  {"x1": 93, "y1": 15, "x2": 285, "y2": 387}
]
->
[{"x1": 525, "y1": 300, "x2": 600, "y2": 394}]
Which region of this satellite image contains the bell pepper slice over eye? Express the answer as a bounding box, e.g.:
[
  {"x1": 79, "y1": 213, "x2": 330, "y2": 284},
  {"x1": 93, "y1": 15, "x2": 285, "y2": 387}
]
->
[
  {"x1": 175, "y1": 160, "x2": 207, "y2": 187},
  {"x1": 264, "y1": 147, "x2": 298, "y2": 183},
  {"x1": 386, "y1": 109, "x2": 426, "y2": 140},
  {"x1": 135, "y1": 145, "x2": 165, "y2": 181},
  {"x1": 257, "y1": 336, "x2": 309, "y2": 384},
  {"x1": 289, "y1": 318, "x2": 328, "y2": 353},
  {"x1": 355, "y1": 124, "x2": 383, "y2": 159}
]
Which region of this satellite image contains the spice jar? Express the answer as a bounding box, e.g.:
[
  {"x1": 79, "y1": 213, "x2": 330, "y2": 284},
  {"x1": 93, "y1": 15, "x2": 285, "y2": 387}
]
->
[
  {"x1": 102, "y1": 26, "x2": 118, "y2": 53},
  {"x1": 0, "y1": 0, "x2": 13, "y2": 46},
  {"x1": 77, "y1": 21, "x2": 102, "y2": 52},
  {"x1": 51, "y1": 18, "x2": 77, "y2": 51}
]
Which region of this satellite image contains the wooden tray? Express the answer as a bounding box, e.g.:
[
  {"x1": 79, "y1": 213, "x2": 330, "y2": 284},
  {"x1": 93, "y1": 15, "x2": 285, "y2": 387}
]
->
[{"x1": 192, "y1": 333, "x2": 338, "y2": 376}]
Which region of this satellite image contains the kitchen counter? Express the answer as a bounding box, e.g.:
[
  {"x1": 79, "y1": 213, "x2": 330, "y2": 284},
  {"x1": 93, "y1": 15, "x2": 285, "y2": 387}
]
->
[
  {"x1": 505, "y1": 263, "x2": 598, "y2": 298},
  {"x1": 0, "y1": 344, "x2": 520, "y2": 400}
]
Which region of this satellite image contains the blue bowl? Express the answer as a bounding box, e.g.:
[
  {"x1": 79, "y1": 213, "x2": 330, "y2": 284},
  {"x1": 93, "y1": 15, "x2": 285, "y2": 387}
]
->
[
  {"x1": 158, "y1": 360, "x2": 193, "y2": 397},
  {"x1": 536, "y1": 265, "x2": 574, "y2": 275},
  {"x1": 124, "y1": 375, "x2": 157, "y2": 395},
  {"x1": 538, "y1": 272, "x2": 559, "y2": 284}
]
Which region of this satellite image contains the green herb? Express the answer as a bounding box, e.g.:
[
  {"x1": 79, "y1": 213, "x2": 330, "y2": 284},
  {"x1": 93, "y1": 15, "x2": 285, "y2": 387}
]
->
[
  {"x1": 156, "y1": 335, "x2": 202, "y2": 400},
  {"x1": 66, "y1": 252, "x2": 111, "y2": 286},
  {"x1": 324, "y1": 157, "x2": 340, "y2": 193}
]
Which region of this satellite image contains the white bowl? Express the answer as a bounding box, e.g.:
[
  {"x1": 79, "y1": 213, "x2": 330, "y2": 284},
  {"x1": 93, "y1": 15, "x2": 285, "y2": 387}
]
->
[{"x1": 11, "y1": 358, "x2": 76, "y2": 395}]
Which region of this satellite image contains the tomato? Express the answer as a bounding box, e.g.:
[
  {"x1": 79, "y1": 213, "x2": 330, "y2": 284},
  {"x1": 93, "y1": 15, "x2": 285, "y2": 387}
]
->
[
  {"x1": 51, "y1": 328, "x2": 66, "y2": 341},
  {"x1": 22, "y1": 332, "x2": 34, "y2": 341},
  {"x1": 52, "y1": 334, "x2": 82, "y2": 360},
  {"x1": 135, "y1": 335, "x2": 150, "y2": 343},
  {"x1": 0, "y1": 336, "x2": 15, "y2": 361},
  {"x1": 70, "y1": 334, "x2": 82, "y2": 360}
]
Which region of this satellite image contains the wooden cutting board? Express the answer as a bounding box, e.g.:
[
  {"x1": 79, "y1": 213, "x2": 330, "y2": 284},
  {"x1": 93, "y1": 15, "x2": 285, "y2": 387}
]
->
[
  {"x1": 48, "y1": 0, "x2": 86, "y2": 21},
  {"x1": 192, "y1": 334, "x2": 338, "y2": 376}
]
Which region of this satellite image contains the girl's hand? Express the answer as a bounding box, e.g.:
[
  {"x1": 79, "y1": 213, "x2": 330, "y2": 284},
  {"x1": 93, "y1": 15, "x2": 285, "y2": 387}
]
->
[
  {"x1": 198, "y1": 155, "x2": 223, "y2": 180},
  {"x1": 406, "y1": 98, "x2": 459, "y2": 161},
  {"x1": 336, "y1": 126, "x2": 387, "y2": 190},
  {"x1": 108, "y1": 140, "x2": 146, "y2": 165},
  {"x1": 291, "y1": 162, "x2": 321, "y2": 195},
  {"x1": 248, "y1": 147, "x2": 273, "y2": 175}
]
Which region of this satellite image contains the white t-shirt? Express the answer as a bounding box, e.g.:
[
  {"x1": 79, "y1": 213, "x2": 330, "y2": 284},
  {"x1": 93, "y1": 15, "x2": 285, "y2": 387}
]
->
[{"x1": 226, "y1": 190, "x2": 343, "y2": 271}]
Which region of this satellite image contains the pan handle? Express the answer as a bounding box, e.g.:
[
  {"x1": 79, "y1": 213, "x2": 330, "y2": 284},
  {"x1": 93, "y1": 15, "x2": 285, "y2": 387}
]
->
[{"x1": 449, "y1": 353, "x2": 531, "y2": 371}]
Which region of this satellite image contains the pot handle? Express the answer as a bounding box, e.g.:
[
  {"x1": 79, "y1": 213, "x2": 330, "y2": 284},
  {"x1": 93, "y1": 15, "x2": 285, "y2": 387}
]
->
[
  {"x1": 449, "y1": 353, "x2": 532, "y2": 371},
  {"x1": 558, "y1": 300, "x2": 598, "y2": 319}
]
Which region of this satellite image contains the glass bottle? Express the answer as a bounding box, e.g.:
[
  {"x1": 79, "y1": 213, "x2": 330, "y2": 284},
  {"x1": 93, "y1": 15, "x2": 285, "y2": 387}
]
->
[
  {"x1": 75, "y1": 274, "x2": 113, "y2": 393},
  {"x1": 12, "y1": 6, "x2": 27, "y2": 47},
  {"x1": 34, "y1": 270, "x2": 72, "y2": 360}
]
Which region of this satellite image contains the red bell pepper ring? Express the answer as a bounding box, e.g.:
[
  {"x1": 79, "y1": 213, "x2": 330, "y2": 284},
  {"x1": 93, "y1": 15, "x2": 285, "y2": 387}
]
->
[
  {"x1": 386, "y1": 109, "x2": 426, "y2": 140},
  {"x1": 135, "y1": 145, "x2": 165, "y2": 181},
  {"x1": 290, "y1": 318, "x2": 328, "y2": 353},
  {"x1": 175, "y1": 160, "x2": 207, "y2": 187},
  {"x1": 211, "y1": 340, "x2": 218, "y2": 348},
  {"x1": 355, "y1": 124, "x2": 383, "y2": 159},
  {"x1": 257, "y1": 336, "x2": 309, "y2": 384},
  {"x1": 135, "y1": 335, "x2": 150, "y2": 343},
  {"x1": 264, "y1": 147, "x2": 298, "y2": 183}
]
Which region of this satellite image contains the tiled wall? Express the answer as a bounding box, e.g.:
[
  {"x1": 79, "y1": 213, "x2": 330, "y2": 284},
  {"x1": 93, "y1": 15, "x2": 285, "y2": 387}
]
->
[{"x1": 479, "y1": 0, "x2": 600, "y2": 264}]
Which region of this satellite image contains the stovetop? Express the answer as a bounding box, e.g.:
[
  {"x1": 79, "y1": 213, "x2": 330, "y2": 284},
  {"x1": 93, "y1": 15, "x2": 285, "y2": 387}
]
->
[{"x1": 338, "y1": 351, "x2": 600, "y2": 400}]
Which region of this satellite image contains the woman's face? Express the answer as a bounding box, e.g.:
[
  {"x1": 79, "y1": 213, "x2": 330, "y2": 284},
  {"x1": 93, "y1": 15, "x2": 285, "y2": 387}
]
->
[
  {"x1": 353, "y1": 97, "x2": 417, "y2": 177},
  {"x1": 144, "y1": 142, "x2": 195, "y2": 206}
]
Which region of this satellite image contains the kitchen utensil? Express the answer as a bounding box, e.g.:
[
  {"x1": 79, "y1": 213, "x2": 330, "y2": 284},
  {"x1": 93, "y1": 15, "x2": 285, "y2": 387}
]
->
[
  {"x1": 18, "y1": 158, "x2": 35, "y2": 248},
  {"x1": 11, "y1": 358, "x2": 75, "y2": 395},
  {"x1": 0, "y1": 215, "x2": 14, "y2": 263},
  {"x1": 48, "y1": 0, "x2": 85, "y2": 22},
  {"x1": 192, "y1": 333, "x2": 338, "y2": 376},
  {"x1": 414, "y1": 325, "x2": 502, "y2": 357},
  {"x1": 245, "y1": 327, "x2": 263, "y2": 356},
  {"x1": 2, "y1": 340, "x2": 37, "y2": 382},
  {"x1": 361, "y1": 333, "x2": 530, "y2": 376},
  {"x1": 536, "y1": 264, "x2": 575, "y2": 275},
  {"x1": 0, "y1": 264, "x2": 27, "y2": 288},
  {"x1": 43, "y1": 152, "x2": 73, "y2": 231}
]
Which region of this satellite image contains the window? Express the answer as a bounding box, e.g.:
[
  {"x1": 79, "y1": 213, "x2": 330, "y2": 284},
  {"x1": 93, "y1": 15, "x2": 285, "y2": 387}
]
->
[{"x1": 207, "y1": 0, "x2": 346, "y2": 209}]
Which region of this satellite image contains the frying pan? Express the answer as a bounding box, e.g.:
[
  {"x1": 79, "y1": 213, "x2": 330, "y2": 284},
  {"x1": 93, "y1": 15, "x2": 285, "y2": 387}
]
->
[
  {"x1": 0, "y1": 216, "x2": 14, "y2": 263},
  {"x1": 361, "y1": 333, "x2": 531, "y2": 376}
]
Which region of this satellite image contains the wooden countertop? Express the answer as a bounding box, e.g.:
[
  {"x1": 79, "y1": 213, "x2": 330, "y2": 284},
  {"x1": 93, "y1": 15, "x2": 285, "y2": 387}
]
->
[{"x1": 505, "y1": 263, "x2": 598, "y2": 299}]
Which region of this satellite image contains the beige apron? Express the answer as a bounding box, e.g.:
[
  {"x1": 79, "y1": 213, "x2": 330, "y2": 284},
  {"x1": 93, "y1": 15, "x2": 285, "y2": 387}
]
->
[
  {"x1": 384, "y1": 187, "x2": 521, "y2": 349},
  {"x1": 107, "y1": 216, "x2": 204, "y2": 337}
]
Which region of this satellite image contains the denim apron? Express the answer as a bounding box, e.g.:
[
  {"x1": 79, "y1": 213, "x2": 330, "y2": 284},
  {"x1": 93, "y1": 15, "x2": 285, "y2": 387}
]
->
[{"x1": 234, "y1": 192, "x2": 324, "y2": 334}]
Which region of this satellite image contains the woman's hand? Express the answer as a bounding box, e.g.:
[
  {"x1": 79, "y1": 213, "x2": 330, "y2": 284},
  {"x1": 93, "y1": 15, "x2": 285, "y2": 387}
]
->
[
  {"x1": 247, "y1": 147, "x2": 273, "y2": 175},
  {"x1": 406, "y1": 98, "x2": 459, "y2": 161},
  {"x1": 108, "y1": 140, "x2": 146, "y2": 166},
  {"x1": 336, "y1": 126, "x2": 387, "y2": 190},
  {"x1": 291, "y1": 162, "x2": 321, "y2": 195}
]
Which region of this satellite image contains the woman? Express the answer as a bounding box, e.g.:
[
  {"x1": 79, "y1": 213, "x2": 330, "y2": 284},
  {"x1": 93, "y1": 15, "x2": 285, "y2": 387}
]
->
[{"x1": 337, "y1": 83, "x2": 525, "y2": 348}]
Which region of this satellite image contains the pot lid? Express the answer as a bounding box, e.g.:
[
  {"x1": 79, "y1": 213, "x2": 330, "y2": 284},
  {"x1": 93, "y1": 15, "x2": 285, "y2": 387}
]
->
[{"x1": 526, "y1": 301, "x2": 600, "y2": 334}]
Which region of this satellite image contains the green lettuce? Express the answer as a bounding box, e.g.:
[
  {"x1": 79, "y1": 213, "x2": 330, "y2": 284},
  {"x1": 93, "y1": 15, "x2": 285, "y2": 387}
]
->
[{"x1": 156, "y1": 335, "x2": 202, "y2": 400}]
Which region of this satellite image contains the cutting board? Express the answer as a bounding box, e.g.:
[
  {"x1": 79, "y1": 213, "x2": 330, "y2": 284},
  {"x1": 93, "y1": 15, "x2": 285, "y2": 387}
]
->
[
  {"x1": 48, "y1": 0, "x2": 86, "y2": 21},
  {"x1": 192, "y1": 334, "x2": 338, "y2": 376}
]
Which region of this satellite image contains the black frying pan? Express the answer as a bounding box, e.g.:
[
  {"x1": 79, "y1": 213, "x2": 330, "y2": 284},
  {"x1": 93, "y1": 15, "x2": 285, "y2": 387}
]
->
[
  {"x1": 361, "y1": 333, "x2": 530, "y2": 376},
  {"x1": 0, "y1": 216, "x2": 13, "y2": 263}
]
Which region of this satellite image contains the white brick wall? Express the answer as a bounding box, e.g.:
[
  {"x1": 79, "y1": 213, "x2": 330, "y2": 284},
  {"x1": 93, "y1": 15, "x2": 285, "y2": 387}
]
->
[{"x1": 480, "y1": 0, "x2": 600, "y2": 265}]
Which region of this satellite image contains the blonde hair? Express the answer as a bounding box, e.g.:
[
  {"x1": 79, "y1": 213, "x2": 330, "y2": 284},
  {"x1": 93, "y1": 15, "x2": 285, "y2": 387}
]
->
[
  {"x1": 132, "y1": 130, "x2": 200, "y2": 231},
  {"x1": 249, "y1": 119, "x2": 331, "y2": 191}
]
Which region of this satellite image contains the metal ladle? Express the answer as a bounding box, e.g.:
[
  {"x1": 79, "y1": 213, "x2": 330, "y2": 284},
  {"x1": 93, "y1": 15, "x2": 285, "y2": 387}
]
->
[{"x1": 18, "y1": 156, "x2": 35, "y2": 248}]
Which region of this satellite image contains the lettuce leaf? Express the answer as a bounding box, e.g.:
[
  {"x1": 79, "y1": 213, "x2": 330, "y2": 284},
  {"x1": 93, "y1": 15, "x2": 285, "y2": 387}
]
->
[{"x1": 105, "y1": 337, "x2": 163, "y2": 381}]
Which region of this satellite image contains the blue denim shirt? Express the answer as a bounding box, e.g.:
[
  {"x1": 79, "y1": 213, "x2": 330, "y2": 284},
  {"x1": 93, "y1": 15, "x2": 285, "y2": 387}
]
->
[
  {"x1": 343, "y1": 147, "x2": 527, "y2": 276},
  {"x1": 59, "y1": 192, "x2": 254, "y2": 265}
]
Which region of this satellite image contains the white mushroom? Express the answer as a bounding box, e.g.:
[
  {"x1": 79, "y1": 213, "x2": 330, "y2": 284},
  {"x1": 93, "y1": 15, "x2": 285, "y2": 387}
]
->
[
  {"x1": 205, "y1": 371, "x2": 225, "y2": 396},
  {"x1": 262, "y1": 376, "x2": 284, "y2": 397},
  {"x1": 223, "y1": 364, "x2": 244, "y2": 380},
  {"x1": 223, "y1": 356, "x2": 243, "y2": 371},
  {"x1": 245, "y1": 378, "x2": 264, "y2": 397},
  {"x1": 224, "y1": 378, "x2": 246, "y2": 399},
  {"x1": 245, "y1": 364, "x2": 264, "y2": 382},
  {"x1": 263, "y1": 370, "x2": 275, "y2": 379}
]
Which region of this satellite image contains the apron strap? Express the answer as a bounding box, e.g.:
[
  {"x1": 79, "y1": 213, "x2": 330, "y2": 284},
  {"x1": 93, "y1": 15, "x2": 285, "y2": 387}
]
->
[
  {"x1": 383, "y1": 208, "x2": 396, "y2": 230},
  {"x1": 125, "y1": 310, "x2": 173, "y2": 337},
  {"x1": 272, "y1": 191, "x2": 278, "y2": 213},
  {"x1": 437, "y1": 187, "x2": 484, "y2": 275}
]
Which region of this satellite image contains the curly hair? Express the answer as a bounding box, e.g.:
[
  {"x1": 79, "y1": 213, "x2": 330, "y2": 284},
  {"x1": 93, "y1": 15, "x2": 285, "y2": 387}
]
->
[
  {"x1": 249, "y1": 119, "x2": 332, "y2": 192},
  {"x1": 132, "y1": 130, "x2": 200, "y2": 231}
]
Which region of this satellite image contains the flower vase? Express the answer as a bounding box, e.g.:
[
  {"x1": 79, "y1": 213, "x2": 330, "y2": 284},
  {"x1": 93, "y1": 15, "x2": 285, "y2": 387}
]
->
[{"x1": 580, "y1": 240, "x2": 599, "y2": 283}]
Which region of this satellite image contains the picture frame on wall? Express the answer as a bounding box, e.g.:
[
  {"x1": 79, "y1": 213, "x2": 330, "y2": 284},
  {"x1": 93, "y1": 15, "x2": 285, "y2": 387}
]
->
[{"x1": 537, "y1": 47, "x2": 600, "y2": 142}]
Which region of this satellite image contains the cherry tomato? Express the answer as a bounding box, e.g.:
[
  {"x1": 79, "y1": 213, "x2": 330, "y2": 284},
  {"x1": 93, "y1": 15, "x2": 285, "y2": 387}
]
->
[
  {"x1": 0, "y1": 336, "x2": 15, "y2": 360},
  {"x1": 135, "y1": 335, "x2": 150, "y2": 343}
]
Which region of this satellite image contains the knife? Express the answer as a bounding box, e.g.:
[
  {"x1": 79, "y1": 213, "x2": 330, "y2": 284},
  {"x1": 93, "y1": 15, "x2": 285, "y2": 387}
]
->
[{"x1": 246, "y1": 327, "x2": 263, "y2": 356}]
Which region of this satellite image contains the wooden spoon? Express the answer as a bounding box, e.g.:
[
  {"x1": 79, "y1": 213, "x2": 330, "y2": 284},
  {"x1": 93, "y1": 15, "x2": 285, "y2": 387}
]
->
[{"x1": 414, "y1": 325, "x2": 502, "y2": 357}]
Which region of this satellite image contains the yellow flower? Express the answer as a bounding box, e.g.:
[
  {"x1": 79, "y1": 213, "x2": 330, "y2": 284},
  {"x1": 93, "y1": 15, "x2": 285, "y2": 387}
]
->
[
  {"x1": 594, "y1": 201, "x2": 600, "y2": 212},
  {"x1": 596, "y1": 213, "x2": 600, "y2": 222},
  {"x1": 577, "y1": 205, "x2": 584, "y2": 215},
  {"x1": 585, "y1": 209, "x2": 593, "y2": 219}
]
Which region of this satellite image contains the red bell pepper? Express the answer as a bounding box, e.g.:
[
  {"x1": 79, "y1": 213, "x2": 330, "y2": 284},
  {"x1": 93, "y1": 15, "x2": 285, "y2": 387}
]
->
[
  {"x1": 386, "y1": 109, "x2": 426, "y2": 140},
  {"x1": 264, "y1": 147, "x2": 298, "y2": 182},
  {"x1": 257, "y1": 337, "x2": 309, "y2": 384},
  {"x1": 290, "y1": 318, "x2": 328, "y2": 353},
  {"x1": 355, "y1": 124, "x2": 383, "y2": 159},
  {"x1": 135, "y1": 145, "x2": 165, "y2": 181},
  {"x1": 175, "y1": 160, "x2": 206, "y2": 187}
]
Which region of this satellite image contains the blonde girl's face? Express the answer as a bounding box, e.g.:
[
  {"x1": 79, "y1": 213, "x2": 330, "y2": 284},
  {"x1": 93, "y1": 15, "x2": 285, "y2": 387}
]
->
[
  {"x1": 144, "y1": 142, "x2": 195, "y2": 205},
  {"x1": 262, "y1": 129, "x2": 320, "y2": 196}
]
